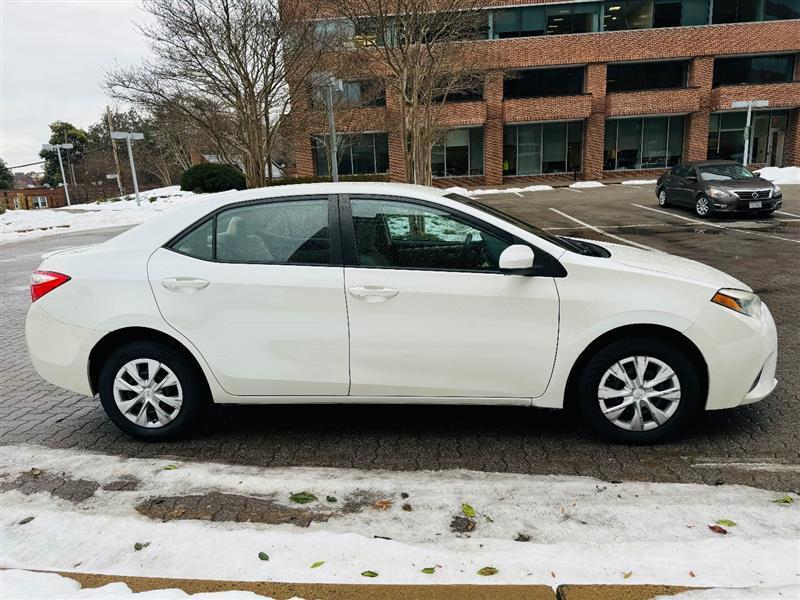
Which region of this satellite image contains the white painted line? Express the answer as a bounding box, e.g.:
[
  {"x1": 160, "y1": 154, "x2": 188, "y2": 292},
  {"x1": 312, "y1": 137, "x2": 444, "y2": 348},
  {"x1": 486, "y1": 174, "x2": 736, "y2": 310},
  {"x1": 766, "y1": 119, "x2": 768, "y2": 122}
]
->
[
  {"x1": 776, "y1": 210, "x2": 800, "y2": 218},
  {"x1": 566, "y1": 188, "x2": 583, "y2": 194},
  {"x1": 693, "y1": 461, "x2": 800, "y2": 474},
  {"x1": 544, "y1": 223, "x2": 662, "y2": 231},
  {"x1": 632, "y1": 204, "x2": 800, "y2": 244},
  {"x1": 548, "y1": 208, "x2": 658, "y2": 251}
]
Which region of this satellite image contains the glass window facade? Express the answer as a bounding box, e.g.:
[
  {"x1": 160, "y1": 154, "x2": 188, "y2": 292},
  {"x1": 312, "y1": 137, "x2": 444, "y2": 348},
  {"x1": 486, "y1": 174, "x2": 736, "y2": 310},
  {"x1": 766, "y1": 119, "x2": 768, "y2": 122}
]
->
[
  {"x1": 503, "y1": 121, "x2": 584, "y2": 175},
  {"x1": 504, "y1": 67, "x2": 585, "y2": 98},
  {"x1": 607, "y1": 60, "x2": 689, "y2": 91},
  {"x1": 604, "y1": 116, "x2": 685, "y2": 170},
  {"x1": 708, "y1": 110, "x2": 789, "y2": 165},
  {"x1": 312, "y1": 132, "x2": 389, "y2": 177},
  {"x1": 311, "y1": 80, "x2": 385, "y2": 110},
  {"x1": 432, "y1": 128, "x2": 484, "y2": 177},
  {"x1": 713, "y1": 54, "x2": 797, "y2": 86}
]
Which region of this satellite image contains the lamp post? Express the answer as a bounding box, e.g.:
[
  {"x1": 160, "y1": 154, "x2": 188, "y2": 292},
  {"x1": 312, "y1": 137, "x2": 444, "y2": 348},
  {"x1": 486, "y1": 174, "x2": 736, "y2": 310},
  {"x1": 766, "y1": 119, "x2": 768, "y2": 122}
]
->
[
  {"x1": 41, "y1": 143, "x2": 74, "y2": 206},
  {"x1": 731, "y1": 100, "x2": 769, "y2": 166},
  {"x1": 111, "y1": 131, "x2": 144, "y2": 206},
  {"x1": 314, "y1": 72, "x2": 344, "y2": 182}
]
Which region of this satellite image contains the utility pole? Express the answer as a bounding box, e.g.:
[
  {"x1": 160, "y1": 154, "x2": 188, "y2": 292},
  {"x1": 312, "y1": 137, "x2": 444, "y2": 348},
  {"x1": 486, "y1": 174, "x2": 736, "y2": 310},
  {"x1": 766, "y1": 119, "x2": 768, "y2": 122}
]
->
[
  {"x1": 42, "y1": 143, "x2": 74, "y2": 206},
  {"x1": 111, "y1": 131, "x2": 144, "y2": 206},
  {"x1": 106, "y1": 107, "x2": 125, "y2": 196}
]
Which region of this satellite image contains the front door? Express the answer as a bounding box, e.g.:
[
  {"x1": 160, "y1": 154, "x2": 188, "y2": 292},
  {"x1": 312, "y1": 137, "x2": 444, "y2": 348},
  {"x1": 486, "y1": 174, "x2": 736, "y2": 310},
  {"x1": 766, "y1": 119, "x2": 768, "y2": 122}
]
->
[
  {"x1": 341, "y1": 195, "x2": 560, "y2": 399},
  {"x1": 147, "y1": 196, "x2": 350, "y2": 397}
]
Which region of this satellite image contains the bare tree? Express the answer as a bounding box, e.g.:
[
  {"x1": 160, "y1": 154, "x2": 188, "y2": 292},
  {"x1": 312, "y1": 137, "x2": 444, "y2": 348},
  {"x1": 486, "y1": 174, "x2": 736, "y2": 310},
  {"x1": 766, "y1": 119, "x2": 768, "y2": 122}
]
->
[
  {"x1": 325, "y1": 0, "x2": 486, "y2": 185},
  {"x1": 107, "y1": 0, "x2": 322, "y2": 188}
]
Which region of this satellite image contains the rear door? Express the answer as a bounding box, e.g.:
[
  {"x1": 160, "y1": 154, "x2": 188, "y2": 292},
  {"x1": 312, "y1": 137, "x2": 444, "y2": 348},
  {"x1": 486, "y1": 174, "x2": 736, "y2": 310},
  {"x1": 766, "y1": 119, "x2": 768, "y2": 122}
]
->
[{"x1": 147, "y1": 195, "x2": 350, "y2": 397}]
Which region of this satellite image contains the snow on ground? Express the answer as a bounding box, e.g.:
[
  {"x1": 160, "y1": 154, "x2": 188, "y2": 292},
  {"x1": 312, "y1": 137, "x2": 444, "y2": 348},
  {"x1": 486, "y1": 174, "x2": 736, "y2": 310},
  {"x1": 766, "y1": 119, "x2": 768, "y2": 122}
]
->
[
  {"x1": 621, "y1": 179, "x2": 658, "y2": 185},
  {"x1": 1, "y1": 445, "x2": 798, "y2": 592},
  {"x1": 0, "y1": 186, "x2": 196, "y2": 245},
  {"x1": 755, "y1": 166, "x2": 800, "y2": 185},
  {"x1": 655, "y1": 586, "x2": 799, "y2": 600},
  {"x1": 0, "y1": 570, "x2": 288, "y2": 600},
  {"x1": 568, "y1": 181, "x2": 605, "y2": 189},
  {"x1": 446, "y1": 185, "x2": 554, "y2": 196}
]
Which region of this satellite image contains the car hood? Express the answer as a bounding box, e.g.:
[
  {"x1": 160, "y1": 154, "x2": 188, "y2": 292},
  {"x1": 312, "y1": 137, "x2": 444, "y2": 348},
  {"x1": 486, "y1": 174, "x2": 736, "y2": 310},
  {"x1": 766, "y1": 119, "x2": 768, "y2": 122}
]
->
[
  {"x1": 705, "y1": 177, "x2": 773, "y2": 191},
  {"x1": 575, "y1": 239, "x2": 751, "y2": 291}
]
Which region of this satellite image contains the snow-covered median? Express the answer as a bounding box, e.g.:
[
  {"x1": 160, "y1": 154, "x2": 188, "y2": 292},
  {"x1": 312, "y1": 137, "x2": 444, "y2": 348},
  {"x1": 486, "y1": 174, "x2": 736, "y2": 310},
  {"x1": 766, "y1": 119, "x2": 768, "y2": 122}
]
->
[
  {"x1": 0, "y1": 186, "x2": 196, "y2": 245},
  {"x1": 1, "y1": 445, "x2": 797, "y2": 592}
]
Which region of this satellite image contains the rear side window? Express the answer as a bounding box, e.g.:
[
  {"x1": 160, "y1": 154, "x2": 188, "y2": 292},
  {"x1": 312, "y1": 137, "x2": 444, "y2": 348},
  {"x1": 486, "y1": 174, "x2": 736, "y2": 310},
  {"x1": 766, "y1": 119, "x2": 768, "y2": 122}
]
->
[{"x1": 170, "y1": 198, "x2": 331, "y2": 265}]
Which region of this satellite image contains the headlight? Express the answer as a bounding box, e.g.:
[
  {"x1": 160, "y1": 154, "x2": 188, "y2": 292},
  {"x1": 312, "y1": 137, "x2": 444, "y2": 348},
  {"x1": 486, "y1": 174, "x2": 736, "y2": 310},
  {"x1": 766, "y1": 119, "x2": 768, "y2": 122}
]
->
[
  {"x1": 711, "y1": 288, "x2": 763, "y2": 319},
  {"x1": 773, "y1": 185, "x2": 782, "y2": 196},
  {"x1": 708, "y1": 188, "x2": 731, "y2": 199}
]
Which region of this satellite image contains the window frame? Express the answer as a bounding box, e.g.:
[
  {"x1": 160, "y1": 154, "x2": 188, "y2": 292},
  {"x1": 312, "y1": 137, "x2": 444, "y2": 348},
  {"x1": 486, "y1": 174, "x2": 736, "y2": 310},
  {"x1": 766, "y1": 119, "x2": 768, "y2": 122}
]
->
[
  {"x1": 338, "y1": 193, "x2": 560, "y2": 277},
  {"x1": 604, "y1": 115, "x2": 686, "y2": 171},
  {"x1": 504, "y1": 120, "x2": 585, "y2": 176},
  {"x1": 165, "y1": 194, "x2": 344, "y2": 267}
]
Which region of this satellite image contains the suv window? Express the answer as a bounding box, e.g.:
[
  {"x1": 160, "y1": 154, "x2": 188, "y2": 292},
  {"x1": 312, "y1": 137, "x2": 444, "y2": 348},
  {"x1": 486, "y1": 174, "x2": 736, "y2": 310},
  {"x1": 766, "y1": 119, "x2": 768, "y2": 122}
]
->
[
  {"x1": 171, "y1": 199, "x2": 331, "y2": 265},
  {"x1": 350, "y1": 198, "x2": 512, "y2": 271}
]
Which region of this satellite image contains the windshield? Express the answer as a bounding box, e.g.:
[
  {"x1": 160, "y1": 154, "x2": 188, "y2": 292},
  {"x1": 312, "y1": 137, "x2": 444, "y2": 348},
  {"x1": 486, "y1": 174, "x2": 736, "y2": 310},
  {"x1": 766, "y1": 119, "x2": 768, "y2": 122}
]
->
[
  {"x1": 444, "y1": 192, "x2": 586, "y2": 255},
  {"x1": 699, "y1": 164, "x2": 756, "y2": 181}
]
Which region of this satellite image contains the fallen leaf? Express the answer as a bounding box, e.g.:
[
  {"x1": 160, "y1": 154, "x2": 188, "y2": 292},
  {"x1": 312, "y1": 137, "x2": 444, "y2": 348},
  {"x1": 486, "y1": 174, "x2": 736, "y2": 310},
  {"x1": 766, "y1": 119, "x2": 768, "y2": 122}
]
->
[
  {"x1": 716, "y1": 519, "x2": 737, "y2": 527},
  {"x1": 373, "y1": 499, "x2": 393, "y2": 510},
  {"x1": 134, "y1": 542, "x2": 150, "y2": 551},
  {"x1": 361, "y1": 570, "x2": 378, "y2": 578},
  {"x1": 18, "y1": 516, "x2": 34, "y2": 525},
  {"x1": 477, "y1": 566, "x2": 498, "y2": 576},
  {"x1": 402, "y1": 503, "x2": 413, "y2": 512},
  {"x1": 290, "y1": 491, "x2": 317, "y2": 504},
  {"x1": 421, "y1": 567, "x2": 436, "y2": 574},
  {"x1": 258, "y1": 552, "x2": 269, "y2": 561},
  {"x1": 773, "y1": 494, "x2": 794, "y2": 505},
  {"x1": 401, "y1": 492, "x2": 409, "y2": 499},
  {"x1": 689, "y1": 571, "x2": 696, "y2": 578},
  {"x1": 310, "y1": 561, "x2": 325, "y2": 569},
  {"x1": 30, "y1": 468, "x2": 41, "y2": 477},
  {"x1": 707, "y1": 524, "x2": 728, "y2": 535},
  {"x1": 462, "y1": 503, "x2": 476, "y2": 518},
  {"x1": 326, "y1": 496, "x2": 337, "y2": 503},
  {"x1": 550, "y1": 571, "x2": 556, "y2": 578},
  {"x1": 623, "y1": 571, "x2": 632, "y2": 579},
  {"x1": 162, "y1": 465, "x2": 178, "y2": 470}
]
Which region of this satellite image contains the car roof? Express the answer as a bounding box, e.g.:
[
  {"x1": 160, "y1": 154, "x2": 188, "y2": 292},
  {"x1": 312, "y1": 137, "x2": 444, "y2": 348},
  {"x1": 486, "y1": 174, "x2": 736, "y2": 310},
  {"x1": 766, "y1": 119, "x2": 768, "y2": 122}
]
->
[
  {"x1": 684, "y1": 160, "x2": 742, "y2": 167},
  {"x1": 195, "y1": 181, "x2": 450, "y2": 204}
]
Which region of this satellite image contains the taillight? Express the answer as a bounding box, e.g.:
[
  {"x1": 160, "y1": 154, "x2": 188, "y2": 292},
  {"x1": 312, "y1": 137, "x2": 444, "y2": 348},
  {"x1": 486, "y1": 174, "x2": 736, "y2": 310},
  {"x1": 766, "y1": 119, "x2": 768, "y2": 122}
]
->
[{"x1": 30, "y1": 271, "x2": 71, "y2": 302}]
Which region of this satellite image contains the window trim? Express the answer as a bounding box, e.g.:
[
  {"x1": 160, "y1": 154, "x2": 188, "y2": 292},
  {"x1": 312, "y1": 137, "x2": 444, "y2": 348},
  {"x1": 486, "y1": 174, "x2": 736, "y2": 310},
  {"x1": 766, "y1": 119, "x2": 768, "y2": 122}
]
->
[
  {"x1": 165, "y1": 194, "x2": 343, "y2": 267},
  {"x1": 338, "y1": 193, "x2": 561, "y2": 277}
]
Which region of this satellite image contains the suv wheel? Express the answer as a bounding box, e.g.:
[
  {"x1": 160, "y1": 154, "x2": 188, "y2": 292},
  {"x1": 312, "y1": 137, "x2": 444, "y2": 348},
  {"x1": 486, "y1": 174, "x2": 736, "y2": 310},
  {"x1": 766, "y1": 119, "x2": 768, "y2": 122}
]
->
[
  {"x1": 98, "y1": 341, "x2": 208, "y2": 441},
  {"x1": 658, "y1": 189, "x2": 670, "y2": 207},
  {"x1": 694, "y1": 195, "x2": 711, "y2": 218},
  {"x1": 576, "y1": 337, "x2": 702, "y2": 444}
]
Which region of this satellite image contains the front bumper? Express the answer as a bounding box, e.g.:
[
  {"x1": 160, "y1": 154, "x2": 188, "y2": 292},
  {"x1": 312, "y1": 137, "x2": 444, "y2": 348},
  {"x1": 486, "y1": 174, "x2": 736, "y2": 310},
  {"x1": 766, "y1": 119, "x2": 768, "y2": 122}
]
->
[
  {"x1": 684, "y1": 301, "x2": 778, "y2": 410},
  {"x1": 712, "y1": 196, "x2": 782, "y2": 213},
  {"x1": 25, "y1": 302, "x2": 105, "y2": 396}
]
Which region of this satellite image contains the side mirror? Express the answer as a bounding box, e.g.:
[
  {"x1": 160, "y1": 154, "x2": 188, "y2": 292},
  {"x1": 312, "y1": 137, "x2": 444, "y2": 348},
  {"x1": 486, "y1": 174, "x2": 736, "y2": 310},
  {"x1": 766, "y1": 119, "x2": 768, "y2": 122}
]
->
[{"x1": 499, "y1": 244, "x2": 535, "y2": 273}]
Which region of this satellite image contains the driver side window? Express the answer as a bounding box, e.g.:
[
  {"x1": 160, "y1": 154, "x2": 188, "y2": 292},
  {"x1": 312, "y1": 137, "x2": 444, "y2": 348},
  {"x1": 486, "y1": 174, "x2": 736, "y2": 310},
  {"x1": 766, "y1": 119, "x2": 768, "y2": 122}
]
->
[{"x1": 350, "y1": 198, "x2": 512, "y2": 271}]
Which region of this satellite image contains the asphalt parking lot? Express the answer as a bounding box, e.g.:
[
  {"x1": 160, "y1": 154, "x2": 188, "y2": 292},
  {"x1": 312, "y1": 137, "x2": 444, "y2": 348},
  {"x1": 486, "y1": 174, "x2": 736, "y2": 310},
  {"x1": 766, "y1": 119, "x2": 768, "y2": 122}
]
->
[{"x1": 1, "y1": 183, "x2": 798, "y2": 492}]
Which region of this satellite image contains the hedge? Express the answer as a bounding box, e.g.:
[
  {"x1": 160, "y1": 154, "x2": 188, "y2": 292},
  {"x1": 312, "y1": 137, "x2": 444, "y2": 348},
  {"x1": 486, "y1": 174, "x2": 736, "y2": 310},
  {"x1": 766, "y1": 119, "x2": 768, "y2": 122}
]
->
[{"x1": 180, "y1": 164, "x2": 246, "y2": 193}]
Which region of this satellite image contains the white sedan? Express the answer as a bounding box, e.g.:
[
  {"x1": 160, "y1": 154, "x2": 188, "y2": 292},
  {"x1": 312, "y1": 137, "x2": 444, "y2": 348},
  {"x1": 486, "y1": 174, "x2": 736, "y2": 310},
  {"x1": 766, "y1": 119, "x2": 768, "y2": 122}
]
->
[{"x1": 26, "y1": 183, "x2": 778, "y2": 443}]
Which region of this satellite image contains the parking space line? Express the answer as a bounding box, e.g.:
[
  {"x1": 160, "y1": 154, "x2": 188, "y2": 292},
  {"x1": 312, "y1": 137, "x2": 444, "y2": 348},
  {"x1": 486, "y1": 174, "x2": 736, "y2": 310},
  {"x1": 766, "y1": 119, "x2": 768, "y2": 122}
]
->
[
  {"x1": 544, "y1": 223, "x2": 662, "y2": 231},
  {"x1": 548, "y1": 208, "x2": 658, "y2": 251},
  {"x1": 776, "y1": 210, "x2": 800, "y2": 218},
  {"x1": 632, "y1": 204, "x2": 800, "y2": 244}
]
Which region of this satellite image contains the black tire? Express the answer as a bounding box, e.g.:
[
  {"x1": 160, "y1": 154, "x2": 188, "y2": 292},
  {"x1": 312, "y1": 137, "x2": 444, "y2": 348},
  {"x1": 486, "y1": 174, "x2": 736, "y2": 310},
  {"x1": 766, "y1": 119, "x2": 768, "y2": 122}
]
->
[
  {"x1": 576, "y1": 337, "x2": 703, "y2": 444},
  {"x1": 98, "y1": 341, "x2": 209, "y2": 441},
  {"x1": 657, "y1": 188, "x2": 670, "y2": 207},
  {"x1": 694, "y1": 195, "x2": 711, "y2": 219}
]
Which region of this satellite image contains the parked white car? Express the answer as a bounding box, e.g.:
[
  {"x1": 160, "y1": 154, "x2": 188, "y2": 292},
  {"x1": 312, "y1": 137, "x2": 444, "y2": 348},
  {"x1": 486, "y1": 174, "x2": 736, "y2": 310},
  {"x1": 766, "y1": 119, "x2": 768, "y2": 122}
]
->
[{"x1": 26, "y1": 183, "x2": 778, "y2": 443}]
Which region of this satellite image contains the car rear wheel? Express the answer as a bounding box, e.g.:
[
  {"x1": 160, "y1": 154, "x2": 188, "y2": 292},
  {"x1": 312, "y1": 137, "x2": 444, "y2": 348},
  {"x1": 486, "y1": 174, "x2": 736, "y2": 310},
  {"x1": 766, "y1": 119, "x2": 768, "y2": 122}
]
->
[
  {"x1": 658, "y1": 189, "x2": 670, "y2": 207},
  {"x1": 694, "y1": 195, "x2": 711, "y2": 218},
  {"x1": 576, "y1": 337, "x2": 702, "y2": 444},
  {"x1": 98, "y1": 341, "x2": 208, "y2": 441}
]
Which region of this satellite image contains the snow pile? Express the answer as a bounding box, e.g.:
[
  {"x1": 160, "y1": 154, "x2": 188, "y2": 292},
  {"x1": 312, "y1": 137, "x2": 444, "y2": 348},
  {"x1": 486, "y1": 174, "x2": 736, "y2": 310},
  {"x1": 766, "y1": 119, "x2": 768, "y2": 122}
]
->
[
  {"x1": 621, "y1": 179, "x2": 658, "y2": 186},
  {"x1": 0, "y1": 186, "x2": 196, "y2": 244},
  {"x1": 0, "y1": 570, "x2": 289, "y2": 600},
  {"x1": 569, "y1": 181, "x2": 605, "y2": 189},
  {"x1": 445, "y1": 185, "x2": 554, "y2": 197},
  {"x1": 1, "y1": 445, "x2": 798, "y2": 591},
  {"x1": 755, "y1": 166, "x2": 800, "y2": 185}
]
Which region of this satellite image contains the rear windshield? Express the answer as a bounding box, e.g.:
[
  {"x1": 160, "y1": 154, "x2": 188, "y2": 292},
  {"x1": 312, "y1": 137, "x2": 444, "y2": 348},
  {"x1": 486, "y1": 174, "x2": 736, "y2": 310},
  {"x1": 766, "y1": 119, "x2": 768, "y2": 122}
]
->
[{"x1": 699, "y1": 164, "x2": 756, "y2": 181}]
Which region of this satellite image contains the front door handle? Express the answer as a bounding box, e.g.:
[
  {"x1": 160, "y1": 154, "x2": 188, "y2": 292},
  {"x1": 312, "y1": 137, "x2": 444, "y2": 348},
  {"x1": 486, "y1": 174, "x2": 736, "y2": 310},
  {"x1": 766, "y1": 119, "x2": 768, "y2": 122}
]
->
[
  {"x1": 348, "y1": 285, "x2": 399, "y2": 302},
  {"x1": 161, "y1": 277, "x2": 210, "y2": 293}
]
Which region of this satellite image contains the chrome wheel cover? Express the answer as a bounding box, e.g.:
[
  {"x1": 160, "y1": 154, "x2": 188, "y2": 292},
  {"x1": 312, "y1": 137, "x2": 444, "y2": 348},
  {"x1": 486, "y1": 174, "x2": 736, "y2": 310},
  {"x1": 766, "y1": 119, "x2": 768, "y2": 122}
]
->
[
  {"x1": 113, "y1": 359, "x2": 183, "y2": 428},
  {"x1": 597, "y1": 356, "x2": 681, "y2": 432},
  {"x1": 696, "y1": 197, "x2": 710, "y2": 216},
  {"x1": 658, "y1": 191, "x2": 667, "y2": 206}
]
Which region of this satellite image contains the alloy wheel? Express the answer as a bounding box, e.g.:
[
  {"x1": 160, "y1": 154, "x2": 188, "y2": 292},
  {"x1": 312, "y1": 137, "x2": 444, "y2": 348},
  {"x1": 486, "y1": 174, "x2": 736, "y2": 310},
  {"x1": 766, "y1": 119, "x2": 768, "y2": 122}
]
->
[
  {"x1": 597, "y1": 355, "x2": 681, "y2": 432},
  {"x1": 695, "y1": 196, "x2": 710, "y2": 217},
  {"x1": 113, "y1": 359, "x2": 183, "y2": 428},
  {"x1": 658, "y1": 191, "x2": 668, "y2": 206}
]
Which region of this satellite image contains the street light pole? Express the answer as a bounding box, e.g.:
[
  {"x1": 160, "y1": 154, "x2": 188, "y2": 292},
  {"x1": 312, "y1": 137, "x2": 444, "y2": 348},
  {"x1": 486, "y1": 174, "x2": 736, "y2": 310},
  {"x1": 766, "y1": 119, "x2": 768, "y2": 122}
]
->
[
  {"x1": 42, "y1": 143, "x2": 74, "y2": 206},
  {"x1": 325, "y1": 83, "x2": 339, "y2": 183},
  {"x1": 111, "y1": 131, "x2": 144, "y2": 206},
  {"x1": 731, "y1": 100, "x2": 769, "y2": 166}
]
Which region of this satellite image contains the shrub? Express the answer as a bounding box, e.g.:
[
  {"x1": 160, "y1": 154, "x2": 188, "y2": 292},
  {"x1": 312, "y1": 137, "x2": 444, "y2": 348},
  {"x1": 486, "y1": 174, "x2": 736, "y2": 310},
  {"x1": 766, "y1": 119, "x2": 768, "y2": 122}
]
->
[{"x1": 180, "y1": 164, "x2": 246, "y2": 194}]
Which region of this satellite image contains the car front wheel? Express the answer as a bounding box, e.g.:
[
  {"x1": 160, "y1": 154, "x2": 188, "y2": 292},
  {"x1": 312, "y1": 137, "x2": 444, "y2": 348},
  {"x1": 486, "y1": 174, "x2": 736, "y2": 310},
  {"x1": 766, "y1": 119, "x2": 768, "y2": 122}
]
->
[
  {"x1": 576, "y1": 337, "x2": 702, "y2": 444},
  {"x1": 98, "y1": 341, "x2": 208, "y2": 441},
  {"x1": 694, "y1": 195, "x2": 711, "y2": 218},
  {"x1": 658, "y1": 189, "x2": 670, "y2": 207}
]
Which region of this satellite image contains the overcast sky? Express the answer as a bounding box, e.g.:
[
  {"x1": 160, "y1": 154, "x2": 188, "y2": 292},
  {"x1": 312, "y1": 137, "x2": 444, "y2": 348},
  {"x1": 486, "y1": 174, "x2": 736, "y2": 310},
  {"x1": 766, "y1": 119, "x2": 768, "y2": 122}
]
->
[{"x1": 1, "y1": 0, "x2": 153, "y2": 172}]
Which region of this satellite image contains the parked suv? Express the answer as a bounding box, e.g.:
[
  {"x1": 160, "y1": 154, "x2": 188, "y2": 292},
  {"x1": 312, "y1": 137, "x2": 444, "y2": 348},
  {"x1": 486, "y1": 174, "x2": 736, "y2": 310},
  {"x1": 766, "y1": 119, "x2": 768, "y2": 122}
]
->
[{"x1": 656, "y1": 160, "x2": 782, "y2": 218}]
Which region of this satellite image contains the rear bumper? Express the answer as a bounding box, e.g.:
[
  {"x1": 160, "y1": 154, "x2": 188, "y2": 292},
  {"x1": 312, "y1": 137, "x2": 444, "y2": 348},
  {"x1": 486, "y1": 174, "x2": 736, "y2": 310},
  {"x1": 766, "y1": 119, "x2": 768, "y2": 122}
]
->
[
  {"x1": 25, "y1": 302, "x2": 105, "y2": 396},
  {"x1": 684, "y1": 301, "x2": 778, "y2": 410}
]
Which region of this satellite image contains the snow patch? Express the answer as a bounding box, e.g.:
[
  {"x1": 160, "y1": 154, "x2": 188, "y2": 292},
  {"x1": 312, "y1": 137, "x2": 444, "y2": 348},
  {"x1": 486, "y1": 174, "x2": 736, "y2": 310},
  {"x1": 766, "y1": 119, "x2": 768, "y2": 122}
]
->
[
  {"x1": 569, "y1": 181, "x2": 605, "y2": 189},
  {"x1": 654, "y1": 586, "x2": 799, "y2": 600},
  {"x1": 755, "y1": 166, "x2": 800, "y2": 185},
  {"x1": 621, "y1": 179, "x2": 658, "y2": 186}
]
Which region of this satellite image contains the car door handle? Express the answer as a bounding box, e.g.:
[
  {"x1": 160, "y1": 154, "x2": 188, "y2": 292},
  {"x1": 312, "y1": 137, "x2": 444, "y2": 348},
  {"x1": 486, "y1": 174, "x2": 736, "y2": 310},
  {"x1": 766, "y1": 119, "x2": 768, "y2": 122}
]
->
[
  {"x1": 348, "y1": 286, "x2": 399, "y2": 301},
  {"x1": 161, "y1": 277, "x2": 210, "y2": 292}
]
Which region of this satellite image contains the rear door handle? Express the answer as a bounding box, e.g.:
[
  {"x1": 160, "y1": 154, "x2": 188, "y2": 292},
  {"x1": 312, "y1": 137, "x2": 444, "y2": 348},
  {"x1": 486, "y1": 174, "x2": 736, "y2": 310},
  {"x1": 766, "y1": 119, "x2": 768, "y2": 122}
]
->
[
  {"x1": 348, "y1": 286, "x2": 399, "y2": 302},
  {"x1": 161, "y1": 277, "x2": 210, "y2": 292}
]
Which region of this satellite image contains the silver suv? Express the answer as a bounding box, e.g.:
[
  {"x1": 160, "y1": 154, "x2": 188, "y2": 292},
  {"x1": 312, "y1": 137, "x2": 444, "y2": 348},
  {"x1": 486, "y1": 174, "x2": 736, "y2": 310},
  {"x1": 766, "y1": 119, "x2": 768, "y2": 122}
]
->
[{"x1": 656, "y1": 160, "x2": 783, "y2": 218}]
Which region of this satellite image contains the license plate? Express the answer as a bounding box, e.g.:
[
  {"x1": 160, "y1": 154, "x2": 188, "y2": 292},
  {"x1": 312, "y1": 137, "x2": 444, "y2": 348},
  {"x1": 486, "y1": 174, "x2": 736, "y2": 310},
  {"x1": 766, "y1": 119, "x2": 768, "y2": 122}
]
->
[{"x1": 749, "y1": 201, "x2": 762, "y2": 209}]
